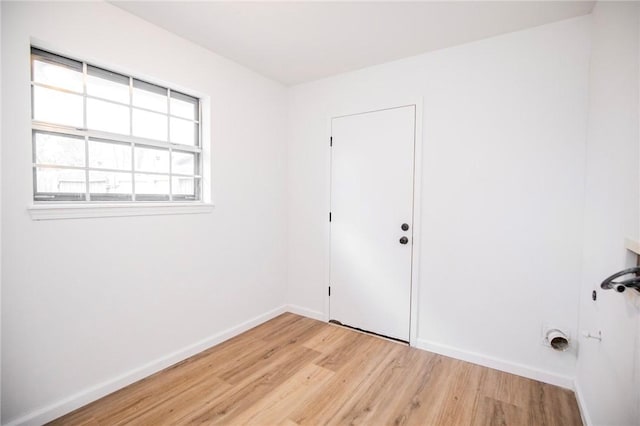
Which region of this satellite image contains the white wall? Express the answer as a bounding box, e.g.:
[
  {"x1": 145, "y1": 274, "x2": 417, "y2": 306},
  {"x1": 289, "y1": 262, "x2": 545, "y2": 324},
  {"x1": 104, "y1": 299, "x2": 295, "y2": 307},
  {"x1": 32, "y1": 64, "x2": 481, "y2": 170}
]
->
[
  {"x1": 575, "y1": 3, "x2": 640, "y2": 425},
  {"x1": 0, "y1": 1, "x2": 3, "y2": 422},
  {"x1": 287, "y1": 16, "x2": 591, "y2": 385},
  {"x1": 4, "y1": 2, "x2": 638, "y2": 425},
  {"x1": 1, "y1": 2, "x2": 287, "y2": 424}
]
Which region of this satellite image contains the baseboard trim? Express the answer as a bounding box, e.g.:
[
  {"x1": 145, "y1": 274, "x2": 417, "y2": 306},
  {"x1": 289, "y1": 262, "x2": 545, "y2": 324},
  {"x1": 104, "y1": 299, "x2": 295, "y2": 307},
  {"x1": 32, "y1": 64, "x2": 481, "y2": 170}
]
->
[
  {"x1": 5, "y1": 305, "x2": 288, "y2": 426},
  {"x1": 285, "y1": 304, "x2": 324, "y2": 321},
  {"x1": 574, "y1": 379, "x2": 593, "y2": 426},
  {"x1": 7, "y1": 307, "x2": 579, "y2": 426},
  {"x1": 415, "y1": 338, "x2": 574, "y2": 390}
]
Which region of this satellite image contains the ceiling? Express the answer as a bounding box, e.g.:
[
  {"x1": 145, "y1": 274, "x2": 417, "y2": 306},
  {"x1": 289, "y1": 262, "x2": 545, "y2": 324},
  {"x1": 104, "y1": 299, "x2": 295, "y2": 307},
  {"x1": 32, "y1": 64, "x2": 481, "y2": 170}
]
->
[{"x1": 113, "y1": 1, "x2": 595, "y2": 86}]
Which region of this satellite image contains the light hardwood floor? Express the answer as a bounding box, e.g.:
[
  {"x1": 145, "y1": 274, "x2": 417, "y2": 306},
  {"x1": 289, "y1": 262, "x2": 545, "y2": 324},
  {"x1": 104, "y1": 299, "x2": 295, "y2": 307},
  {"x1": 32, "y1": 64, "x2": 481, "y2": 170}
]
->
[{"x1": 51, "y1": 313, "x2": 582, "y2": 425}]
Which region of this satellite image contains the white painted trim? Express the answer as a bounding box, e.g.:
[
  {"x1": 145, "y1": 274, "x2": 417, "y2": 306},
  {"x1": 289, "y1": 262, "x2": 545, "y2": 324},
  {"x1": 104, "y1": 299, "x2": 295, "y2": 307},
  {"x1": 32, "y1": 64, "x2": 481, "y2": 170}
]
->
[
  {"x1": 625, "y1": 237, "x2": 640, "y2": 256},
  {"x1": 409, "y1": 99, "x2": 424, "y2": 347},
  {"x1": 324, "y1": 116, "x2": 333, "y2": 323},
  {"x1": 574, "y1": 379, "x2": 593, "y2": 426},
  {"x1": 286, "y1": 304, "x2": 325, "y2": 321},
  {"x1": 28, "y1": 202, "x2": 214, "y2": 220},
  {"x1": 5, "y1": 305, "x2": 287, "y2": 426},
  {"x1": 415, "y1": 338, "x2": 575, "y2": 390},
  {"x1": 325, "y1": 98, "x2": 424, "y2": 346}
]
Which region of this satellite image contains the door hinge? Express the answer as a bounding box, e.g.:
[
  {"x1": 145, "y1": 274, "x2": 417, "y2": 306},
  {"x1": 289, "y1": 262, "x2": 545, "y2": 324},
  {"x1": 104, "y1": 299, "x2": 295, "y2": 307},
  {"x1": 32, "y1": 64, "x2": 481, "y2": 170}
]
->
[
  {"x1": 329, "y1": 212, "x2": 332, "y2": 222},
  {"x1": 330, "y1": 136, "x2": 333, "y2": 147},
  {"x1": 328, "y1": 286, "x2": 331, "y2": 296}
]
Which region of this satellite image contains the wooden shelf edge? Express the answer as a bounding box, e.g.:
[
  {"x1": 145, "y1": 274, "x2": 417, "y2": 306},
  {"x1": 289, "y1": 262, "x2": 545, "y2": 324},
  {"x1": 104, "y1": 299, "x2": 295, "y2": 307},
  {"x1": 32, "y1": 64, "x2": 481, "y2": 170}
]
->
[{"x1": 625, "y1": 238, "x2": 640, "y2": 256}]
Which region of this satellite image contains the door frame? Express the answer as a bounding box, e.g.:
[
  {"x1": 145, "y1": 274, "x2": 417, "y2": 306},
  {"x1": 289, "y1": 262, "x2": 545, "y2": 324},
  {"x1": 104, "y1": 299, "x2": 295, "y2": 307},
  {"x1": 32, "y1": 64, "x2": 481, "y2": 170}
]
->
[{"x1": 324, "y1": 98, "x2": 424, "y2": 347}]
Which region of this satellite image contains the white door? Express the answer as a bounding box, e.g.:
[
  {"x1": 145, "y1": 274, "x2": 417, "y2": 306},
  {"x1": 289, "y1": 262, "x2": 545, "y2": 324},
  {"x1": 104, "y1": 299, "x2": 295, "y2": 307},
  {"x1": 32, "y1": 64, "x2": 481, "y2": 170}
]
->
[{"x1": 330, "y1": 105, "x2": 416, "y2": 342}]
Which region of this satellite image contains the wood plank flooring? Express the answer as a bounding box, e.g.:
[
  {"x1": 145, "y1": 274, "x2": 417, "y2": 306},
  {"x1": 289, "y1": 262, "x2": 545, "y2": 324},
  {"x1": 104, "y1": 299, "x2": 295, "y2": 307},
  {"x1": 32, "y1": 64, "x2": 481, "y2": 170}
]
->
[{"x1": 50, "y1": 313, "x2": 582, "y2": 425}]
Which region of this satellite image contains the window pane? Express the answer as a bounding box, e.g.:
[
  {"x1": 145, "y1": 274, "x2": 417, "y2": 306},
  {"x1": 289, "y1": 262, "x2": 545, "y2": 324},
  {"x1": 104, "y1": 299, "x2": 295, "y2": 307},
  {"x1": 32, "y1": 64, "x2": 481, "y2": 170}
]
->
[
  {"x1": 171, "y1": 151, "x2": 195, "y2": 175},
  {"x1": 35, "y1": 167, "x2": 86, "y2": 194},
  {"x1": 32, "y1": 59, "x2": 83, "y2": 93},
  {"x1": 170, "y1": 92, "x2": 198, "y2": 120},
  {"x1": 134, "y1": 146, "x2": 169, "y2": 173},
  {"x1": 33, "y1": 86, "x2": 83, "y2": 127},
  {"x1": 135, "y1": 173, "x2": 169, "y2": 197},
  {"x1": 87, "y1": 66, "x2": 129, "y2": 104},
  {"x1": 170, "y1": 117, "x2": 197, "y2": 146},
  {"x1": 132, "y1": 80, "x2": 167, "y2": 113},
  {"x1": 87, "y1": 98, "x2": 130, "y2": 135},
  {"x1": 89, "y1": 171, "x2": 132, "y2": 197},
  {"x1": 89, "y1": 139, "x2": 131, "y2": 171},
  {"x1": 35, "y1": 132, "x2": 85, "y2": 167},
  {"x1": 132, "y1": 109, "x2": 167, "y2": 141},
  {"x1": 172, "y1": 176, "x2": 196, "y2": 196}
]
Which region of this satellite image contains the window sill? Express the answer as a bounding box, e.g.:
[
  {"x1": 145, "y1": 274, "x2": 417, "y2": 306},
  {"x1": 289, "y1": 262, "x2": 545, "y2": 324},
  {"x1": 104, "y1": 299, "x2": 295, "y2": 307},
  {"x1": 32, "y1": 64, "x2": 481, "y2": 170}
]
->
[{"x1": 28, "y1": 202, "x2": 214, "y2": 220}]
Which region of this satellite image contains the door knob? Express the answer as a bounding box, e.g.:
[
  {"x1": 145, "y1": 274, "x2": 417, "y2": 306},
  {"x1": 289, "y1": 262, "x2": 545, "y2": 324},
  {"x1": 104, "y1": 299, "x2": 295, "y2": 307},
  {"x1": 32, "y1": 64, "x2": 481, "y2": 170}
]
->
[
  {"x1": 399, "y1": 236, "x2": 409, "y2": 245},
  {"x1": 401, "y1": 223, "x2": 409, "y2": 231}
]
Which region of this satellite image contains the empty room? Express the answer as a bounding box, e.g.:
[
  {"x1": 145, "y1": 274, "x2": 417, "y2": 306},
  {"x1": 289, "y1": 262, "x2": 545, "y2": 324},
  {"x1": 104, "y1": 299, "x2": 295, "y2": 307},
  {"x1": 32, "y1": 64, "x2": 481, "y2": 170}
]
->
[{"x1": 1, "y1": 0, "x2": 639, "y2": 425}]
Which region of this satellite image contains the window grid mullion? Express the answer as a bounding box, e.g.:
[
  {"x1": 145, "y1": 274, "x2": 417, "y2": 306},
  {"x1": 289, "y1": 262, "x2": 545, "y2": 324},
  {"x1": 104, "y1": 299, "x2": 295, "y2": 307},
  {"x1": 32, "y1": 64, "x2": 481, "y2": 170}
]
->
[
  {"x1": 33, "y1": 162, "x2": 199, "y2": 178},
  {"x1": 31, "y1": 131, "x2": 37, "y2": 198},
  {"x1": 82, "y1": 62, "x2": 90, "y2": 201},
  {"x1": 167, "y1": 88, "x2": 172, "y2": 138},
  {"x1": 82, "y1": 62, "x2": 87, "y2": 130},
  {"x1": 129, "y1": 77, "x2": 136, "y2": 202},
  {"x1": 32, "y1": 122, "x2": 202, "y2": 153},
  {"x1": 31, "y1": 82, "x2": 83, "y2": 97},
  {"x1": 169, "y1": 146, "x2": 173, "y2": 201},
  {"x1": 84, "y1": 135, "x2": 90, "y2": 201},
  {"x1": 131, "y1": 142, "x2": 136, "y2": 202},
  {"x1": 129, "y1": 77, "x2": 133, "y2": 137}
]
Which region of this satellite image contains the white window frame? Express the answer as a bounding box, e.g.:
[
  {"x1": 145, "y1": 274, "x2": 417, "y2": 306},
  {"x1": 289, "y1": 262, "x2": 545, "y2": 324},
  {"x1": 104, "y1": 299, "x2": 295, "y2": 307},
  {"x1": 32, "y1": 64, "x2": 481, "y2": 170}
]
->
[{"x1": 27, "y1": 47, "x2": 213, "y2": 220}]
